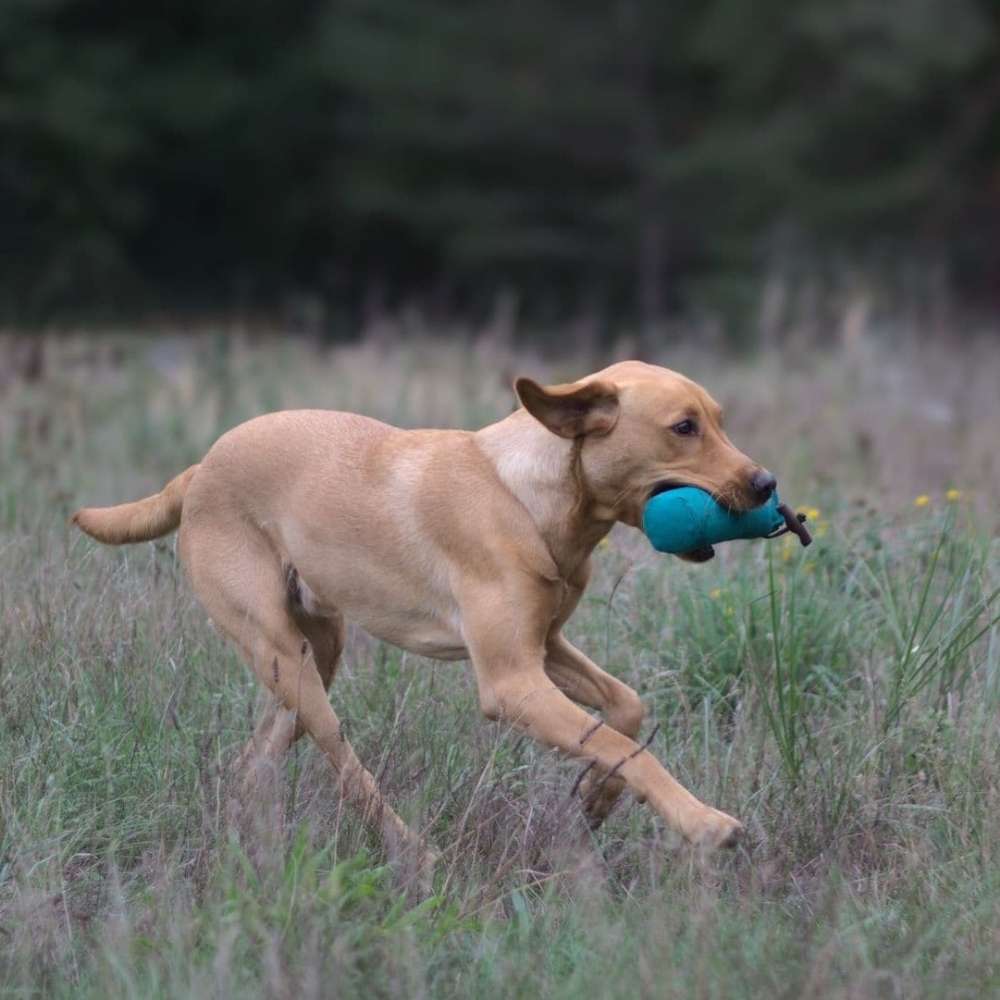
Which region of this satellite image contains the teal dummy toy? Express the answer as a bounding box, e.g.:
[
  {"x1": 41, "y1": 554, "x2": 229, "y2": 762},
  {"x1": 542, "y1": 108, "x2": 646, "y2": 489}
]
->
[{"x1": 643, "y1": 486, "x2": 812, "y2": 558}]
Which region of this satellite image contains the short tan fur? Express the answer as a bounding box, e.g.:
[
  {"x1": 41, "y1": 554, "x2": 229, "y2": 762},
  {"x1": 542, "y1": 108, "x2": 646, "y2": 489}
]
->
[{"x1": 73, "y1": 361, "x2": 774, "y2": 860}]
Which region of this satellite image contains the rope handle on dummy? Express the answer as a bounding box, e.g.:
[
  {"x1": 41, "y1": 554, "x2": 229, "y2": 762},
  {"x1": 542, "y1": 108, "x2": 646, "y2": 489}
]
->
[{"x1": 767, "y1": 503, "x2": 813, "y2": 546}]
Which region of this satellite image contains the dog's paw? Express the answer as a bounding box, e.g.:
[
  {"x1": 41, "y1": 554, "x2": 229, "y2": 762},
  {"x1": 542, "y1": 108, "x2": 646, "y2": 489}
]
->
[{"x1": 686, "y1": 807, "x2": 743, "y2": 850}]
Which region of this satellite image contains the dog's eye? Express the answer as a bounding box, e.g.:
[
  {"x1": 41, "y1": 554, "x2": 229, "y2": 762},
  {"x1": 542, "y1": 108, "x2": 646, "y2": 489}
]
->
[{"x1": 671, "y1": 419, "x2": 698, "y2": 436}]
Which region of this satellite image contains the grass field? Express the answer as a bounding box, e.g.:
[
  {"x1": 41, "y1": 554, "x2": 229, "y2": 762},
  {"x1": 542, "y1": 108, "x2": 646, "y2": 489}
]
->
[{"x1": 1, "y1": 331, "x2": 999, "y2": 998}]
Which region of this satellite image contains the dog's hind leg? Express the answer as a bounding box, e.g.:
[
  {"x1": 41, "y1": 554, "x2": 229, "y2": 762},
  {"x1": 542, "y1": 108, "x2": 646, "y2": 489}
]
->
[
  {"x1": 183, "y1": 526, "x2": 429, "y2": 866},
  {"x1": 236, "y1": 570, "x2": 347, "y2": 774}
]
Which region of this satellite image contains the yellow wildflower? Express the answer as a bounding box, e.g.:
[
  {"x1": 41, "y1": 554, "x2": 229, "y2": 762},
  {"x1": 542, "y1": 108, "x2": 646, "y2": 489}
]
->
[
  {"x1": 945, "y1": 489, "x2": 961, "y2": 502},
  {"x1": 914, "y1": 495, "x2": 930, "y2": 508},
  {"x1": 709, "y1": 587, "x2": 722, "y2": 600}
]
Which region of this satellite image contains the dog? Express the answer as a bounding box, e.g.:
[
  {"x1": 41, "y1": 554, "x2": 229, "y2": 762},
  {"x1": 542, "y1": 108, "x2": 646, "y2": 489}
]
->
[{"x1": 73, "y1": 360, "x2": 777, "y2": 860}]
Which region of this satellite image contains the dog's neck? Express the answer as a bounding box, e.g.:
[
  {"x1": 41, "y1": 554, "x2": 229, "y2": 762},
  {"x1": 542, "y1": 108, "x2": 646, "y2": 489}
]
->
[{"x1": 475, "y1": 410, "x2": 615, "y2": 578}]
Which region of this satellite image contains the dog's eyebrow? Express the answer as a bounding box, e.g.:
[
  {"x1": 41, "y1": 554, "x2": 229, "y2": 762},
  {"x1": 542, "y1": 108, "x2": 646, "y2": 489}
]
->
[
  {"x1": 665, "y1": 408, "x2": 699, "y2": 425},
  {"x1": 704, "y1": 398, "x2": 724, "y2": 424}
]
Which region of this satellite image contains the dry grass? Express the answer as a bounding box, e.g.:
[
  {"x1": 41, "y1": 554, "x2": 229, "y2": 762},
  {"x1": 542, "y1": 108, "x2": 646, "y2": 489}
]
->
[{"x1": 1, "y1": 329, "x2": 998, "y2": 998}]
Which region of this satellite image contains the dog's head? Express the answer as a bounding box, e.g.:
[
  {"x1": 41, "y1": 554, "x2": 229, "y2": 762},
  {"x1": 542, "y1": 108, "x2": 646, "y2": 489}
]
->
[{"x1": 515, "y1": 361, "x2": 774, "y2": 561}]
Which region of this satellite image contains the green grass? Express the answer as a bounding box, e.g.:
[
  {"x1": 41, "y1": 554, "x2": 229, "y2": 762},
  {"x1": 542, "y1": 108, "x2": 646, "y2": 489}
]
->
[{"x1": 1, "y1": 332, "x2": 998, "y2": 998}]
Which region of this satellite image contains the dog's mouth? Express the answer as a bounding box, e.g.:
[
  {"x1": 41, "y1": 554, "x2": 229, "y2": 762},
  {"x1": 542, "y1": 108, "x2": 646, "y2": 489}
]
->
[
  {"x1": 648, "y1": 480, "x2": 681, "y2": 501},
  {"x1": 647, "y1": 480, "x2": 716, "y2": 563},
  {"x1": 649, "y1": 479, "x2": 710, "y2": 502},
  {"x1": 678, "y1": 544, "x2": 716, "y2": 563},
  {"x1": 648, "y1": 479, "x2": 745, "y2": 508}
]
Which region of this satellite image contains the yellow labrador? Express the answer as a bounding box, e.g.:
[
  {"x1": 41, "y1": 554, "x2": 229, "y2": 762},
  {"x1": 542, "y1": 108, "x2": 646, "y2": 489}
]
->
[{"x1": 74, "y1": 361, "x2": 777, "y2": 860}]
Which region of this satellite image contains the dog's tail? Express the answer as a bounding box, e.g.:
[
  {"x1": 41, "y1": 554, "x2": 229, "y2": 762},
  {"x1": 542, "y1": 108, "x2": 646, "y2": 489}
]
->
[{"x1": 71, "y1": 464, "x2": 200, "y2": 545}]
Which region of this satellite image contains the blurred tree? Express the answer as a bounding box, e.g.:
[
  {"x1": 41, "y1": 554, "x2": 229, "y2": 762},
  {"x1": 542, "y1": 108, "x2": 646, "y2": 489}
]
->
[
  {"x1": 0, "y1": 0, "x2": 140, "y2": 319},
  {"x1": 0, "y1": 0, "x2": 996, "y2": 328}
]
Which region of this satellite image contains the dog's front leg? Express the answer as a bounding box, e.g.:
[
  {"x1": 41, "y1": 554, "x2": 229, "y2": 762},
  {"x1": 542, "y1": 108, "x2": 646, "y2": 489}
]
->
[
  {"x1": 544, "y1": 635, "x2": 647, "y2": 827},
  {"x1": 463, "y1": 588, "x2": 742, "y2": 849}
]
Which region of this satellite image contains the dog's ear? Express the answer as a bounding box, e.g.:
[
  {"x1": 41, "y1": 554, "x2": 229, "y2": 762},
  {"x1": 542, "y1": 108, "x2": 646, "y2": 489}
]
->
[{"x1": 514, "y1": 377, "x2": 620, "y2": 438}]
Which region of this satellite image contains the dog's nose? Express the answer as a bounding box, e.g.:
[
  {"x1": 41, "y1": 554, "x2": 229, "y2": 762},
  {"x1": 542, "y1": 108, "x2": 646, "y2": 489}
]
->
[{"x1": 750, "y1": 468, "x2": 777, "y2": 501}]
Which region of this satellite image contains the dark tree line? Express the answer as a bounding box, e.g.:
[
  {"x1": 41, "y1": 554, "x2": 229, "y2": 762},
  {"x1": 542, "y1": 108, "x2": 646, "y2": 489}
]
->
[{"x1": 2, "y1": 0, "x2": 998, "y2": 329}]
